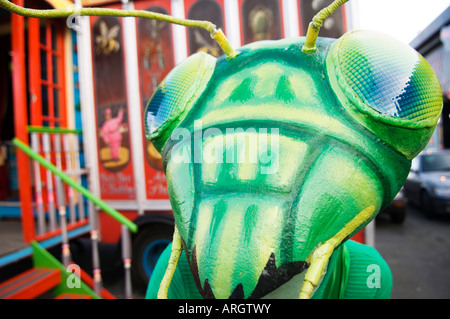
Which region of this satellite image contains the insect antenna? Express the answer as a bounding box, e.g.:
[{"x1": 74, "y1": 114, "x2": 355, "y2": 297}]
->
[
  {"x1": 157, "y1": 226, "x2": 183, "y2": 299},
  {"x1": 302, "y1": 0, "x2": 349, "y2": 54},
  {"x1": 299, "y1": 205, "x2": 375, "y2": 299}
]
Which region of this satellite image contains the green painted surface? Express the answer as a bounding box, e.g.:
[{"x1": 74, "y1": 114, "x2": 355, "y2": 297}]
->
[{"x1": 31, "y1": 241, "x2": 101, "y2": 299}]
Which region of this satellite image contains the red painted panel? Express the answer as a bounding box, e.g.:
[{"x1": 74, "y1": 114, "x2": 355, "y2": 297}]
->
[
  {"x1": 90, "y1": 7, "x2": 137, "y2": 200},
  {"x1": 99, "y1": 210, "x2": 138, "y2": 243},
  {"x1": 351, "y1": 229, "x2": 365, "y2": 244},
  {"x1": 134, "y1": 0, "x2": 174, "y2": 200}
]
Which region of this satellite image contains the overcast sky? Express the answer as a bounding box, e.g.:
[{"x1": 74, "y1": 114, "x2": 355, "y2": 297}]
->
[{"x1": 349, "y1": 0, "x2": 449, "y2": 44}]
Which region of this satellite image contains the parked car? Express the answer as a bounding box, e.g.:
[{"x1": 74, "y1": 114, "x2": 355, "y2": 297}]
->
[
  {"x1": 403, "y1": 149, "x2": 450, "y2": 218},
  {"x1": 377, "y1": 187, "x2": 408, "y2": 224}
]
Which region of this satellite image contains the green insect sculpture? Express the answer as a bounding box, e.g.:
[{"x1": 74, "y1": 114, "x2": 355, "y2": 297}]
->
[
  {"x1": 3, "y1": 0, "x2": 442, "y2": 299},
  {"x1": 144, "y1": 1, "x2": 442, "y2": 299}
]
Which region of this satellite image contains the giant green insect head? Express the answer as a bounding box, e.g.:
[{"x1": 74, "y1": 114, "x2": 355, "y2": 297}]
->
[
  {"x1": 144, "y1": 6, "x2": 442, "y2": 299},
  {"x1": 1, "y1": 0, "x2": 441, "y2": 300}
]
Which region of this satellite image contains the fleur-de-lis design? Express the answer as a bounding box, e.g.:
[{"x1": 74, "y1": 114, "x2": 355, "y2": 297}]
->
[{"x1": 95, "y1": 21, "x2": 120, "y2": 55}]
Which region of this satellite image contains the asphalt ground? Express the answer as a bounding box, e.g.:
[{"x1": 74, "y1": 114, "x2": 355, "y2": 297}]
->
[{"x1": 375, "y1": 204, "x2": 450, "y2": 299}]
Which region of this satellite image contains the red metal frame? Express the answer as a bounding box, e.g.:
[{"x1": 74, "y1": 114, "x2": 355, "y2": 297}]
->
[
  {"x1": 29, "y1": 18, "x2": 42, "y2": 126},
  {"x1": 30, "y1": 19, "x2": 69, "y2": 216},
  {"x1": 35, "y1": 220, "x2": 89, "y2": 242},
  {"x1": 12, "y1": 0, "x2": 34, "y2": 243},
  {"x1": 30, "y1": 19, "x2": 67, "y2": 128},
  {"x1": 13, "y1": 2, "x2": 69, "y2": 243}
]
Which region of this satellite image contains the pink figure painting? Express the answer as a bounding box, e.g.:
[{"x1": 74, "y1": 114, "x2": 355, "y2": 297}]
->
[{"x1": 100, "y1": 107, "x2": 124, "y2": 161}]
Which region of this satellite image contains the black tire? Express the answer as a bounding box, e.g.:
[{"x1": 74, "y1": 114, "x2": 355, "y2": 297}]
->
[
  {"x1": 421, "y1": 191, "x2": 435, "y2": 219},
  {"x1": 131, "y1": 223, "x2": 174, "y2": 292},
  {"x1": 390, "y1": 210, "x2": 406, "y2": 224}
]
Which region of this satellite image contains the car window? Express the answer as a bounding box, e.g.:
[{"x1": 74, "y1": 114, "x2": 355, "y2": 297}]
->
[
  {"x1": 421, "y1": 153, "x2": 450, "y2": 172},
  {"x1": 411, "y1": 157, "x2": 419, "y2": 172}
]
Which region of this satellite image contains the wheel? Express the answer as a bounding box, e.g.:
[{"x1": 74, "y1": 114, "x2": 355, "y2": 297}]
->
[
  {"x1": 421, "y1": 191, "x2": 435, "y2": 219},
  {"x1": 390, "y1": 210, "x2": 406, "y2": 224},
  {"x1": 131, "y1": 223, "x2": 173, "y2": 292}
]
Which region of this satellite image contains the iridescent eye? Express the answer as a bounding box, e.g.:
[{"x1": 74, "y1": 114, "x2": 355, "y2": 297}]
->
[
  {"x1": 144, "y1": 52, "x2": 216, "y2": 139},
  {"x1": 330, "y1": 30, "x2": 442, "y2": 122}
]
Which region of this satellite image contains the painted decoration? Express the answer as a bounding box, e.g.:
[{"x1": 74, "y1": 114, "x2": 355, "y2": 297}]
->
[
  {"x1": 187, "y1": 0, "x2": 225, "y2": 57},
  {"x1": 241, "y1": 0, "x2": 282, "y2": 44},
  {"x1": 92, "y1": 15, "x2": 136, "y2": 200},
  {"x1": 136, "y1": 2, "x2": 174, "y2": 200},
  {"x1": 299, "y1": 0, "x2": 346, "y2": 38}
]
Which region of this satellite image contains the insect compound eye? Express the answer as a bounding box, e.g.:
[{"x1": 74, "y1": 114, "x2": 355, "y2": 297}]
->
[
  {"x1": 144, "y1": 52, "x2": 216, "y2": 144},
  {"x1": 330, "y1": 30, "x2": 442, "y2": 123}
]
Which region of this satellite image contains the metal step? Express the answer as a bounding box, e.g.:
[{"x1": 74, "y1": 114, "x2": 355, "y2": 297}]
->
[{"x1": 0, "y1": 267, "x2": 61, "y2": 299}]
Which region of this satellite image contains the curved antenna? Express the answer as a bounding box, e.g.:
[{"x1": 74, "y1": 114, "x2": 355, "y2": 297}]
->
[
  {"x1": 302, "y1": 0, "x2": 349, "y2": 54},
  {"x1": 157, "y1": 225, "x2": 183, "y2": 299},
  {"x1": 299, "y1": 205, "x2": 375, "y2": 299},
  {"x1": 0, "y1": 0, "x2": 239, "y2": 59}
]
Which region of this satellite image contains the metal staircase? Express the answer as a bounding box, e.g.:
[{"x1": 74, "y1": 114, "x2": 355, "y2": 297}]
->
[
  {"x1": 0, "y1": 241, "x2": 111, "y2": 299},
  {"x1": 0, "y1": 129, "x2": 138, "y2": 298}
]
